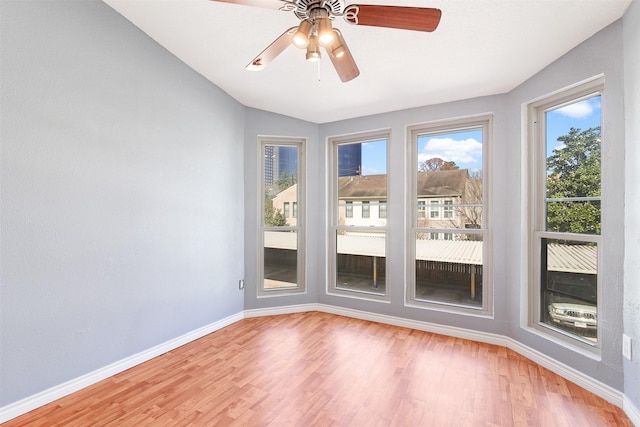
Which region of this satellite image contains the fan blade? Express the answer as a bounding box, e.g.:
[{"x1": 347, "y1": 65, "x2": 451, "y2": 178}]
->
[
  {"x1": 210, "y1": 0, "x2": 296, "y2": 12},
  {"x1": 246, "y1": 27, "x2": 297, "y2": 71},
  {"x1": 325, "y1": 30, "x2": 360, "y2": 82},
  {"x1": 343, "y1": 5, "x2": 441, "y2": 32}
]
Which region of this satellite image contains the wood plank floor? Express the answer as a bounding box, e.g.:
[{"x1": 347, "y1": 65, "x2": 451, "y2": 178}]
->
[{"x1": 3, "y1": 312, "x2": 633, "y2": 426}]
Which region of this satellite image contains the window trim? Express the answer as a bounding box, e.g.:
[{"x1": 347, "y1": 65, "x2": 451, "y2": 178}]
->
[
  {"x1": 525, "y1": 76, "x2": 604, "y2": 353},
  {"x1": 328, "y1": 129, "x2": 391, "y2": 302},
  {"x1": 406, "y1": 114, "x2": 493, "y2": 317},
  {"x1": 257, "y1": 136, "x2": 306, "y2": 298}
]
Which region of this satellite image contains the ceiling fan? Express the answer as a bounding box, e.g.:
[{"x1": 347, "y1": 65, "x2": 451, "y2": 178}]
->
[{"x1": 210, "y1": 0, "x2": 442, "y2": 82}]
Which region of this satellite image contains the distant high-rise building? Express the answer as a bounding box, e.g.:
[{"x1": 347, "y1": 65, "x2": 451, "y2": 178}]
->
[
  {"x1": 338, "y1": 144, "x2": 362, "y2": 176},
  {"x1": 264, "y1": 145, "x2": 277, "y2": 187},
  {"x1": 278, "y1": 146, "x2": 298, "y2": 181},
  {"x1": 264, "y1": 146, "x2": 298, "y2": 187}
]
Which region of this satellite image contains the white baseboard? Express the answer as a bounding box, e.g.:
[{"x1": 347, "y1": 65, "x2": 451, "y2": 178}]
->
[
  {"x1": 243, "y1": 303, "x2": 318, "y2": 319},
  {"x1": 2, "y1": 305, "x2": 637, "y2": 425},
  {"x1": 0, "y1": 311, "x2": 244, "y2": 424},
  {"x1": 624, "y1": 395, "x2": 640, "y2": 427}
]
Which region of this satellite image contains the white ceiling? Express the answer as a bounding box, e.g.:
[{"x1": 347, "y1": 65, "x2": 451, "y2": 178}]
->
[{"x1": 103, "y1": 0, "x2": 631, "y2": 124}]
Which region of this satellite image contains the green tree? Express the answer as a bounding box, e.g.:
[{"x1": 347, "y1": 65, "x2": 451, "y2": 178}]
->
[
  {"x1": 264, "y1": 196, "x2": 288, "y2": 227},
  {"x1": 546, "y1": 127, "x2": 601, "y2": 234},
  {"x1": 277, "y1": 172, "x2": 296, "y2": 192}
]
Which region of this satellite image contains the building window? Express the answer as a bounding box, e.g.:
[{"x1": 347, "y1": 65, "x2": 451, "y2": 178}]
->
[
  {"x1": 379, "y1": 201, "x2": 387, "y2": 219},
  {"x1": 444, "y1": 200, "x2": 454, "y2": 219},
  {"x1": 345, "y1": 201, "x2": 353, "y2": 218},
  {"x1": 408, "y1": 115, "x2": 492, "y2": 315},
  {"x1": 330, "y1": 131, "x2": 389, "y2": 300},
  {"x1": 430, "y1": 200, "x2": 440, "y2": 218},
  {"x1": 362, "y1": 201, "x2": 370, "y2": 218},
  {"x1": 418, "y1": 200, "x2": 426, "y2": 219},
  {"x1": 527, "y1": 77, "x2": 603, "y2": 348},
  {"x1": 259, "y1": 137, "x2": 305, "y2": 296}
]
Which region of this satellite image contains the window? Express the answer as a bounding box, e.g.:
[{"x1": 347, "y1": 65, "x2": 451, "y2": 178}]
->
[
  {"x1": 430, "y1": 200, "x2": 440, "y2": 219},
  {"x1": 408, "y1": 115, "x2": 492, "y2": 314},
  {"x1": 418, "y1": 200, "x2": 426, "y2": 219},
  {"x1": 527, "y1": 78, "x2": 603, "y2": 347},
  {"x1": 345, "y1": 201, "x2": 353, "y2": 218},
  {"x1": 379, "y1": 201, "x2": 387, "y2": 219},
  {"x1": 259, "y1": 137, "x2": 305, "y2": 296},
  {"x1": 444, "y1": 200, "x2": 454, "y2": 219},
  {"x1": 330, "y1": 131, "x2": 389, "y2": 299},
  {"x1": 362, "y1": 201, "x2": 370, "y2": 218}
]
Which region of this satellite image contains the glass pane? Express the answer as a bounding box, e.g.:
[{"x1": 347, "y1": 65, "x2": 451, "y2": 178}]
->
[
  {"x1": 546, "y1": 200, "x2": 601, "y2": 234},
  {"x1": 264, "y1": 145, "x2": 298, "y2": 227},
  {"x1": 416, "y1": 129, "x2": 483, "y2": 229},
  {"x1": 263, "y1": 230, "x2": 298, "y2": 289},
  {"x1": 337, "y1": 140, "x2": 387, "y2": 227},
  {"x1": 540, "y1": 238, "x2": 597, "y2": 342},
  {"x1": 336, "y1": 230, "x2": 386, "y2": 295},
  {"x1": 545, "y1": 96, "x2": 601, "y2": 235},
  {"x1": 414, "y1": 233, "x2": 483, "y2": 308}
]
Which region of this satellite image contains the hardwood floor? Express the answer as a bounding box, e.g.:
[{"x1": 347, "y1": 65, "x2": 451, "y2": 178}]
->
[{"x1": 4, "y1": 312, "x2": 633, "y2": 426}]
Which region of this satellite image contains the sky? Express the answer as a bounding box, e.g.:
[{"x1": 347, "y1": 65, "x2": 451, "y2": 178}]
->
[
  {"x1": 545, "y1": 95, "x2": 601, "y2": 156},
  {"x1": 356, "y1": 95, "x2": 601, "y2": 177},
  {"x1": 417, "y1": 129, "x2": 483, "y2": 174}
]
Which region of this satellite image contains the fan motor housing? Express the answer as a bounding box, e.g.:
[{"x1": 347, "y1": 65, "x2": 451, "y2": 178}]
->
[{"x1": 293, "y1": 0, "x2": 343, "y2": 20}]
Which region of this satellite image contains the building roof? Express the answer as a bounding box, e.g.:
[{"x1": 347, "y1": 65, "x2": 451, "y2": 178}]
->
[
  {"x1": 338, "y1": 174, "x2": 387, "y2": 199},
  {"x1": 417, "y1": 169, "x2": 469, "y2": 197},
  {"x1": 337, "y1": 169, "x2": 469, "y2": 200},
  {"x1": 264, "y1": 232, "x2": 597, "y2": 274}
]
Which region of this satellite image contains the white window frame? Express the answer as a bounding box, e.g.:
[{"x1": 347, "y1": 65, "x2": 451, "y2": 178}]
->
[
  {"x1": 407, "y1": 114, "x2": 493, "y2": 316},
  {"x1": 258, "y1": 136, "x2": 306, "y2": 297},
  {"x1": 525, "y1": 77, "x2": 604, "y2": 352},
  {"x1": 328, "y1": 129, "x2": 391, "y2": 301}
]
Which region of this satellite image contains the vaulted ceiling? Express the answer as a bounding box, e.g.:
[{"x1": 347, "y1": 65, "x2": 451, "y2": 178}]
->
[{"x1": 104, "y1": 0, "x2": 631, "y2": 123}]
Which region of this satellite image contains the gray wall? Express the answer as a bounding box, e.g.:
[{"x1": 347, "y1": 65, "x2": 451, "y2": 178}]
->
[
  {"x1": 623, "y1": 0, "x2": 640, "y2": 412},
  {"x1": 0, "y1": 1, "x2": 245, "y2": 406},
  {"x1": 243, "y1": 108, "x2": 319, "y2": 310}
]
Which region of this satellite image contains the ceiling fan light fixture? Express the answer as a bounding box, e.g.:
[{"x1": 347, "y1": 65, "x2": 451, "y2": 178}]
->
[
  {"x1": 292, "y1": 20, "x2": 312, "y2": 48},
  {"x1": 317, "y1": 17, "x2": 334, "y2": 46},
  {"x1": 306, "y1": 34, "x2": 321, "y2": 62},
  {"x1": 330, "y1": 30, "x2": 347, "y2": 58}
]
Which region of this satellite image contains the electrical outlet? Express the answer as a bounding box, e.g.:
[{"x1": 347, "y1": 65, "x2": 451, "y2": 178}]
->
[
  {"x1": 238, "y1": 279, "x2": 245, "y2": 290},
  {"x1": 623, "y1": 334, "x2": 632, "y2": 360}
]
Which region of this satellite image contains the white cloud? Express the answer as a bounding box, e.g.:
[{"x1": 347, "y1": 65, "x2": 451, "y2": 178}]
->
[
  {"x1": 418, "y1": 137, "x2": 482, "y2": 167},
  {"x1": 555, "y1": 99, "x2": 597, "y2": 119}
]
